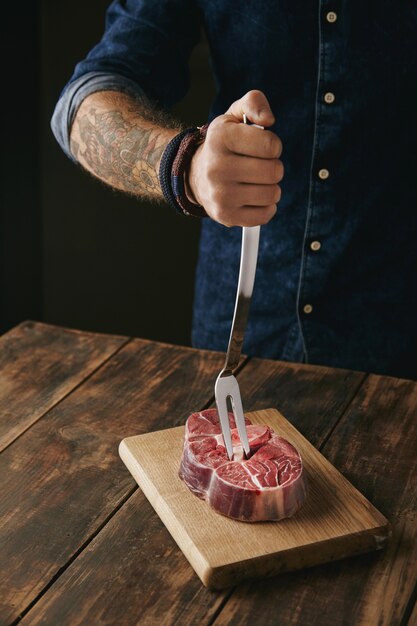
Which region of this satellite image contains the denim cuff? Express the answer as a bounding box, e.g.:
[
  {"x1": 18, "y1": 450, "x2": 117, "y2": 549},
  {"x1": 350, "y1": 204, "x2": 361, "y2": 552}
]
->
[{"x1": 50, "y1": 71, "x2": 145, "y2": 161}]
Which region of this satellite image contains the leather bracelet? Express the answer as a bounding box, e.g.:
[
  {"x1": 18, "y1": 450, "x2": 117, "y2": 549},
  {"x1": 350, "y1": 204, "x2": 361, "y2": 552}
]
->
[{"x1": 171, "y1": 124, "x2": 209, "y2": 218}]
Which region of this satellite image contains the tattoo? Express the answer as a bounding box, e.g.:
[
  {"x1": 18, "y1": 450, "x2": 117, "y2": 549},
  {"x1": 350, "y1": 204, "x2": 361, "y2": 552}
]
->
[
  {"x1": 71, "y1": 139, "x2": 80, "y2": 159},
  {"x1": 71, "y1": 97, "x2": 176, "y2": 199}
]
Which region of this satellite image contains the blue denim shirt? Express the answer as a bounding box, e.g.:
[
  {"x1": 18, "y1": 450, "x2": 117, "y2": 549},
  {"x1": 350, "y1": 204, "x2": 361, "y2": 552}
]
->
[{"x1": 52, "y1": 0, "x2": 417, "y2": 379}]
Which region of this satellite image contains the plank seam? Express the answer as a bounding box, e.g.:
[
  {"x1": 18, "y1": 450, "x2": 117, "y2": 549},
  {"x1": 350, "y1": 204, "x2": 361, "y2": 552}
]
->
[
  {"x1": 1, "y1": 337, "x2": 132, "y2": 455},
  {"x1": 317, "y1": 372, "x2": 369, "y2": 452},
  {"x1": 205, "y1": 590, "x2": 235, "y2": 626},
  {"x1": 402, "y1": 580, "x2": 417, "y2": 626},
  {"x1": 10, "y1": 484, "x2": 138, "y2": 626}
]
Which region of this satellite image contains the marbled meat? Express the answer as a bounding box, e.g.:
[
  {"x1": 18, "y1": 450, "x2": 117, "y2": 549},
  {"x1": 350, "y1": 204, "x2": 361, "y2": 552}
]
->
[{"x1": 179, "y1": 409, "x2": 306, "y2": 522}]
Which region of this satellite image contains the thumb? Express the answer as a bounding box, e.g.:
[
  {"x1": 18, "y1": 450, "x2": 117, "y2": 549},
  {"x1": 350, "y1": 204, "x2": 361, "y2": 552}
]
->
[{"x1": 226, "y1": 90, "x2": 275, "y2": 127}]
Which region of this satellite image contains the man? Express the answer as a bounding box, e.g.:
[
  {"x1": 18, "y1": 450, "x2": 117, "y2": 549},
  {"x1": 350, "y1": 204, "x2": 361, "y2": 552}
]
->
[{"x1": 52, "y1": 1, "x2": 417, "y2": 380}]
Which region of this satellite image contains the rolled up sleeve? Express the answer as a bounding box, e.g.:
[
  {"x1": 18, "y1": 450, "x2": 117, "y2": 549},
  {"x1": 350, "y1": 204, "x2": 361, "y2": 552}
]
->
[{"x1": 51, "y1": 0, "x2": 201, "y2": 158}]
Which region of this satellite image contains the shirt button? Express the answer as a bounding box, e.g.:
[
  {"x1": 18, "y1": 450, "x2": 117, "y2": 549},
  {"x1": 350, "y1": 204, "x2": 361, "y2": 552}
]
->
[
  {"x1": 303, "y1": 304, "x2": 313, "y2": 314},
  {"x1": 324, "y1": 92, "x2": 335, "y2": 104},
  {"x1": 326, "y1": 11, "x2": 337, "y2": 22},
  {"x1": 318, "y1": 168, "x2": 330, "y2": 180},
  {"x1": 310, "y1": 240, "x2": 321, "y2": 251}
]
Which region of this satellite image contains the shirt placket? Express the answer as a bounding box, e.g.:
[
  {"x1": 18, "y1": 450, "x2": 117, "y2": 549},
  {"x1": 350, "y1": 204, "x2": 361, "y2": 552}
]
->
[{"x1": 295, "y1": 1, "x2": 341, "y2": 362}]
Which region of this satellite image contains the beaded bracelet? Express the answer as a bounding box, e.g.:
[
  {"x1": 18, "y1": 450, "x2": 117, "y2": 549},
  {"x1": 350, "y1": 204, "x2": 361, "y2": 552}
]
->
[{"x1": 158, "y1": 125, "x2": 209, "y2": 218}]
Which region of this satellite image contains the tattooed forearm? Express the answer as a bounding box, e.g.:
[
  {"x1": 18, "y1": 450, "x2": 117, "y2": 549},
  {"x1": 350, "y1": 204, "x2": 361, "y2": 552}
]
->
[{"x1": 70, "y1": 91, "x2": 180, "y2": 200}]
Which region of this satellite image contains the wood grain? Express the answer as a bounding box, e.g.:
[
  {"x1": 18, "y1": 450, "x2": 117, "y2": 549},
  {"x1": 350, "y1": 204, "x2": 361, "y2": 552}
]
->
[
  {"x1": 0, "y1": 321, "x2": 127, "y2": 451},
  {"x1": 119, "y1": 409, "x2": 389, "y2": 589},
  {"x1": 214, "y1": 374, "x2": 417, "y2": 626},
  {"x1": 0, "y1": 339, "x2": 226, "y2": 626},
  {"x1": 17, "y1": 358, "x2": 365, "y2": 625},
  {"x1": 19, "y1": 491, "x2": 225, "y2": 626}
]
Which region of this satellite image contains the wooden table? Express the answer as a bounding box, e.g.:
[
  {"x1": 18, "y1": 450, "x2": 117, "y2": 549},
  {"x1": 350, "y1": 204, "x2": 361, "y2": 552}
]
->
[{"x1": 0, "y1": 321, "x2": 415, "y2": 626}]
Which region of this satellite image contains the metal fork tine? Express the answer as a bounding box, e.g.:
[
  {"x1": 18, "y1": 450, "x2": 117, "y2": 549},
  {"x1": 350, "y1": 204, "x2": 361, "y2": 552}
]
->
[
  {"x1": 215, "y1": 373, "x2": 251, "y2": 460},
  {"x1": 215, "y1": 381, "x2": 234, "y2": 460},
  {"x1": 228, "y1": 376, "x2": 250, "y2": 457}
]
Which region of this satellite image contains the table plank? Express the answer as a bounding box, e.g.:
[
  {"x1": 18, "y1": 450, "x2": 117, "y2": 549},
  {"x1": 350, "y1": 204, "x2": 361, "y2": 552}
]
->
[
  {"x1": 408, "y1": 598, "x2": 417, "y2": 626},
  {"x1": 0, "y1": 339, "x2": 226, "y2": 626},
  {"x1": 214, "y1": 374, "x2": 417, "y2": 626},
  {"x1": 19, "y1": 359, "x2": 366, "y2": 626},
  {"x1": 0, "y1": 321, "x2": 128, "y2": 451}
]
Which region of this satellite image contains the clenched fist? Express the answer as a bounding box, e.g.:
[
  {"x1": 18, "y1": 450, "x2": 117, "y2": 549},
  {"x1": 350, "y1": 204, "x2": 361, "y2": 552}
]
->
[{"x1": 187, "y1": 90, "x2": 283, "y2": 227}]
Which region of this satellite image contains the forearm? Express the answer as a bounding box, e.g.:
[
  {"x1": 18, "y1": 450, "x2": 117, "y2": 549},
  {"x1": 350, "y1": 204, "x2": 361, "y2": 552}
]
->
[{"x1": 70, "y1": 90, "x2": 180, "y2": 200}]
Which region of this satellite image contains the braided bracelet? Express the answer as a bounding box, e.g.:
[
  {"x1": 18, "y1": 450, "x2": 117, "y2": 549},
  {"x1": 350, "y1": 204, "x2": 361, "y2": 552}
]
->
[
  {"x1": 158, "y1": 128, "x2": 192, "y2": 215},
  {"x1": 172, "y1": 124, "x2": 209, "y2": 217},
  {"x1": 158, "y1": 125, "x2": 209, "y2": 218}
]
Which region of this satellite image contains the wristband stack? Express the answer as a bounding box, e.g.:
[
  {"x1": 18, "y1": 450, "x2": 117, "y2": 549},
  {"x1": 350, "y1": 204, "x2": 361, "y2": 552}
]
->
[{"x1": 159, "y1": 124, "x2": 209, "y2": 218}]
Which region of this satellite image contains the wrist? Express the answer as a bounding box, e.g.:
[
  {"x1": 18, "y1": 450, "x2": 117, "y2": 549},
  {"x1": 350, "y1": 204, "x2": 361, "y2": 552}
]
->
[{"x1": 158, "y1": 125, "x2": 209, "y2": 218}]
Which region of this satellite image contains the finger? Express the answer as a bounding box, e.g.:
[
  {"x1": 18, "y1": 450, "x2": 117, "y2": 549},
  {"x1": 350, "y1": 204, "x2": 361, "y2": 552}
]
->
[
  {"x1": 224, "y1": 124, "x2": 282, "y2": 159},
  {"x1": 221, "y1": 156, "x2": 284, "y2": 184},
  {"x1": 210, "y1": 182, "x2": 281, "y2": 209},
  {"x1": 226, "y1": 90, "x2": 275, "y2": 127},
  {"x1": 225, "y1": 205, "x2": 278, "y2": 228},
  {"x1": 235, "y1": 183, "x2": 282, "y2": 207}
]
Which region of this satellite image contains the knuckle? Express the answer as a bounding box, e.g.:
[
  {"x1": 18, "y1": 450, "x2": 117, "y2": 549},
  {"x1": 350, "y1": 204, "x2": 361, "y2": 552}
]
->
[
  {"x1": 270, "y1": 160, "x2": 283, "y2": 182},
  {"x1": 263, "y1": 133, "x2": 275, "y2": 157},
  {"x1": 208, "y1": 203, "x2": 224, "y2": 222},
  {"x1": 263, "y1": 133, "x2": 282, "y2": 158},
  {"x1": 276, "y1": 160, "x2": 284, "y2": 182},
  {"x1": 210, "y1": 114, "x2": 228, "y2": 131},
  {"x1": 245, "y1": 89, "x2": 263, "y2": 103},
  {"x1": 260, "y1": 205, "x2": 277, "y2": 225},
  {"x1": 257, "y1": 213, "x2": 270, "y2": 226},
  {"x1": 274, "y1": 185, "x2": 282, "y2": 203},
  {"x1": 207, "y1": 122, "x2": 230, "y2": 153},
  {"x1": 263, "y1": 185, "x2": 280, "y2": 205},
  {"x1": 270, "y1": 134, "x2": 281, "y2": 158},
  {"x1": 224, "y1": 124, "x2": 241, "y2": 153},
  {"x1": 268, "y1": 186, "x2": 278, "y2": 204}
]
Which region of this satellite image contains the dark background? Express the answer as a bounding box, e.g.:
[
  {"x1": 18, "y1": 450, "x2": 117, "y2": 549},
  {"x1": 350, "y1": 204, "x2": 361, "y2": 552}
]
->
[{"x1": 1, "y1": 1, "x2": 215, "y2": 345}]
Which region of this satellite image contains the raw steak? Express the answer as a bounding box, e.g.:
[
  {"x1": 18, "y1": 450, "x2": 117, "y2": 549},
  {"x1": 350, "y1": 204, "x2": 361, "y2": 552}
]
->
[{"x1": 179, "y1": 409, "x2": 306, "y2": 522}]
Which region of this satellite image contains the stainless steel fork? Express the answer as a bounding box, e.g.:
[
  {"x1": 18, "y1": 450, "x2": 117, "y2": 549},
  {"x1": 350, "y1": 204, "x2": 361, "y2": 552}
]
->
[
  {"x1": 214, "y1": 225, "x2": 260, "y2": 459},
  {"x1": 214, "y1": 115, "x2": 263, "y2": 460}
]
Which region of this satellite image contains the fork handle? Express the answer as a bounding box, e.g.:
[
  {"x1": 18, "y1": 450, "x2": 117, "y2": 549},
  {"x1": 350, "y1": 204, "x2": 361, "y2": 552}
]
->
[{"x1": 222, "y1": 224, "x2": 260, "y2": 374}]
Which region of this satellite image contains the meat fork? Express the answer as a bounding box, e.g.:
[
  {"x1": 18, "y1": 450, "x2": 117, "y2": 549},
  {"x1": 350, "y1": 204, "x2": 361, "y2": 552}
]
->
[{"x1": 215, "y1": 114, "x2": 263, "y2": 460}]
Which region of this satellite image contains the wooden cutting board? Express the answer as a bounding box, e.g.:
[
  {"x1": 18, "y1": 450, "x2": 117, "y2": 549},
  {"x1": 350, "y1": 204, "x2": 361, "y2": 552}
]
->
[{"x1": 119, "y1": 408, "x2": 390, "y2": 589}]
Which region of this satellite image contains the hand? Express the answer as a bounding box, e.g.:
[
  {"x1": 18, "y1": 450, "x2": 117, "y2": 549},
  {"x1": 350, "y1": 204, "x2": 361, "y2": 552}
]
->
[{"x1": 187, "y1": 90, "x2": 283, "y2": 227}]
